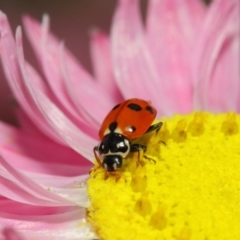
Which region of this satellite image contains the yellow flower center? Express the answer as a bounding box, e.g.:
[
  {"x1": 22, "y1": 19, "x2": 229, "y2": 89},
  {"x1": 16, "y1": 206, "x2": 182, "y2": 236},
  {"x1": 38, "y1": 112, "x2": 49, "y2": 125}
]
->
[{"x1": 87, "y1": 112, "x2": 240, "y2": 240}]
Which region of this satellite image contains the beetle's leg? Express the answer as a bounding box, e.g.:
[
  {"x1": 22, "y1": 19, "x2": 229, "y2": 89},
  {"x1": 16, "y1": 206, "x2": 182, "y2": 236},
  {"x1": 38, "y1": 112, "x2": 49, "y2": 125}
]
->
[
  {"x1": 113, "y1": 171, "x2": 127, "y2": 182},
  {"x1": 159, "y1": 140, "x2": 166, "y2": 146},
  {"x1": 93, "y1": 146, "x2": 102, "y2": 167},
  {"x1": 114, "y1": 171, "x2": 121, "y2": 182},
  {"x1": 145, "y1": 121, "x2": 163, "y2": 135},
  {"x1": 131, "y1": 143, "x2": 157, "y2": 165},
  {"x1": 143, "y1": 155, "x2": 156, "y2": 164},
  {"x1": 104, "y1": 170, "x2": 109, "y2": 180},
  {"x1": 145, "y1": 122, "x2": 166, "y2": 145},
  {"x1": 89, "y1": 146, "x2": 102, "y2": 177},
  {"x1": 90, "y1": 169, "x2": 106, "y2": 178},
  {"x1": 130, "y1": 143, "x2": 147, "y2": 152},
  {"x1": 130, "y1": 144, "x2": 147, "y2": 166}
]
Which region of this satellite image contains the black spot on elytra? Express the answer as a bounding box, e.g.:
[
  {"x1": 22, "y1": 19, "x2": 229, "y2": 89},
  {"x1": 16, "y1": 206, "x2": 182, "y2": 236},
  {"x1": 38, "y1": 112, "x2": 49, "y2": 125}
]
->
[
  {"x1": 127, "y1": 103, "x2": 142, "y2": 111},
  {"x1": 109, "y1": 121, "x2": 118, "y2": 132},
  {"x1": 112, "y1": 103, "x2": 120, "y2": 111},
  {"x1": 146, "y1": 106, "x2": 154, "y2": 114}
]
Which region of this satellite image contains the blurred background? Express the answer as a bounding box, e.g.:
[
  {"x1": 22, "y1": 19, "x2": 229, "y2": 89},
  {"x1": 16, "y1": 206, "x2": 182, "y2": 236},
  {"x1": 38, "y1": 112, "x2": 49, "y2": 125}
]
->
[
  {"x1": 0, "y1": 0, "x2": 209, "y2": 125},
  {"x1": 0, "y1": 0, "x2": 117, "y2": 125}
]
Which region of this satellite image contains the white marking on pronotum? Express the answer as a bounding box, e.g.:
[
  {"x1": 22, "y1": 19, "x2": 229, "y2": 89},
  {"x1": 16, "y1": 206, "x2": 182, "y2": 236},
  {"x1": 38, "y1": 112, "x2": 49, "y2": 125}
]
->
[
  {"x1": 104, "y1": 127, "x2": 122, "y2": 136},
  {"x1": 116, "y1": 142, "x2": 125, "y2": 148}
]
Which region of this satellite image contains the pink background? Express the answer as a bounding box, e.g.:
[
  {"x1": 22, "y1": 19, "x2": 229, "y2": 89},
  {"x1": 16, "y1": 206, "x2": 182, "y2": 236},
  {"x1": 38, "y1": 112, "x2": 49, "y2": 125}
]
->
[
  {"x1": 0, "y1": 0, "x2": 118, "y2": 125},
  {"x1": 0, "y1": 0, "x2": 208, "y2": 125}
]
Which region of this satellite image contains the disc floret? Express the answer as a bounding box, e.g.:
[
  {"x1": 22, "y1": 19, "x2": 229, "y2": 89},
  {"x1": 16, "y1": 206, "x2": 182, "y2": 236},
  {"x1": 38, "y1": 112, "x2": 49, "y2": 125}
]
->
[{"x1": 88, "y1": 112, "x2": 240, "y2": 240}]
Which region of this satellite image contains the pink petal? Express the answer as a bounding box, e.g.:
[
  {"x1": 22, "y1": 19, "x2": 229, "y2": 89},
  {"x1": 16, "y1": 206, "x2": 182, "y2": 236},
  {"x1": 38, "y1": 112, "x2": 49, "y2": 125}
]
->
[
  {"x1": 0, "y1": 182, "x2": 88, "y2": 212},
  {"x1": 28, "y1": 45, "x2": 97, "y2": 139},
  {"x1": 90, "y1": 29, "x2": 123, "y2": 103},
  {"x1": 1, "y1": 147, "x2": 89, "y2": 178},
  {"x1": 24, "y1": 173, "x2": 88, "y2": 189},
  {"x1": 146, "y1": 0, "x2": 206, "y2": 113},
  {"x1": 0, "y1": 175, "x2": 64, "y2": 207},
  {"x1": 0, "y1": 197, "x2": 77, "y2": 215},
  {"x1": 0, "y1": 12, "x2": 65, "y2": 145},
  {"x1": 23, "y1": 15, "x2": 116, "y2": 125},
  {"x1": 23, "y1": 15, "x2": 92, "y2": 124},
  {"x1": 0, "y1": 151, "x2": 78, "y2": 206},
  {"x1": 111, "y1": 0, "x2": 170, "y2": 116},
  {"x1": 20, "y1": 81, "x2": 96, "y2": 160},
  {"x1": 59, "y1": 42, "x2": 114, "y2": 125},
  {"x1": 193, "y1": 0, "x2": 240, "y2": 112},
  {"x1": 15, "y1": 109, "x2": 46, "y2": 137},
  {"x1": 26, "y1": 59, "x2": 94, "y2": 140},
  {"x1": 24, "y1": 46, "x2": 92, "y2": 139},
  {"x1": 0, "y1": 121, "x2": 91, "y2": 177},
  {"x1": 15, "y1": 27, "x2": 96, "y2": 160},
  {"x1": 43, "y1": 186, "x2": 89, "y2": 207},
  {"x1": 18, "y1": 18, "x2": 97, "y2": 138},
  {"x1": 1, "y1": 160, "x2": 88, "y2": 206},
  {"x1": 16, "y1": 28, "x2": 97, "y2": 141},
  {"x1": 25, "y1": 60, "x2": 97, "y2": 138},
  {"x1": 0, "y1": 210, "x2": 97, "y2": 240},
  {"x1": 1, "y1": 228, "x2": 25, "y2": 240}
]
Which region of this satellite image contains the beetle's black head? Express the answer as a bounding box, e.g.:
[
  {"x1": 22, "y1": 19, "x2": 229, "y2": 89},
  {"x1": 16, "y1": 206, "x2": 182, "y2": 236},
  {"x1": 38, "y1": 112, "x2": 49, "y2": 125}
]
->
[{"x1": 102, "y1": 155, "x2": 122, "y2": 172}]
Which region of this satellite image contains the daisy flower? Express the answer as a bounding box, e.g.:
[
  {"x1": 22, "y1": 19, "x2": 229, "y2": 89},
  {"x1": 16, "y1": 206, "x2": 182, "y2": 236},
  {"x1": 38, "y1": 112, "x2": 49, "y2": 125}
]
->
[{"x1": 0, "y1": 0, "x2": 239, "y2": 239}]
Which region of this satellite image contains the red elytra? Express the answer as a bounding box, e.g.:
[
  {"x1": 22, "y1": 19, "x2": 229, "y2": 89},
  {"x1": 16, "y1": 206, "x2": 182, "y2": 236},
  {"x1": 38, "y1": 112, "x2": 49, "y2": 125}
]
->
[{"x1": 98, "y1": 98, "x2": 157, "y2": 139}]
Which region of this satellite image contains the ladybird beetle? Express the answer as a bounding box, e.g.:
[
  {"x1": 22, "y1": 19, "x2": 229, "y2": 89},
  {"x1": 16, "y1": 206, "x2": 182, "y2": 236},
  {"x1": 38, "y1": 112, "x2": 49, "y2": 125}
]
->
[{"x1": 93, "y1": 98, "x2": 162, "y2": 178}]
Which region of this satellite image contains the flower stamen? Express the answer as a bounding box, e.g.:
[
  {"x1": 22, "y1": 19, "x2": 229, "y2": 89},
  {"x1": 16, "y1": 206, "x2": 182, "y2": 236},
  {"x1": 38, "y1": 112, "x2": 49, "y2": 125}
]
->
[{"x1": 88, "y1": 112, "x2": 240, "y2": 240}]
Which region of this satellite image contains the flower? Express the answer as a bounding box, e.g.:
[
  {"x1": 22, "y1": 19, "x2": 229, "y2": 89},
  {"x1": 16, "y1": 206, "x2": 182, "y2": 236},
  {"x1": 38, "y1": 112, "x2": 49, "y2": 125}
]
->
[
  {"x1": 88, "y1": 112, "x2": 240, "y2": 239},
  {"x1": 0, "y1": 0, "x2": 239, "y2": 239}
]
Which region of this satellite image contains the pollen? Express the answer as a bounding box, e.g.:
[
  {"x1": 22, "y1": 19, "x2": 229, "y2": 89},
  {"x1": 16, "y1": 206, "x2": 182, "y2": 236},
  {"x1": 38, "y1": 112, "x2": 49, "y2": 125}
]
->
[{"x1": 87, "y1": 112, "x2": 240, "y2": 240}]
